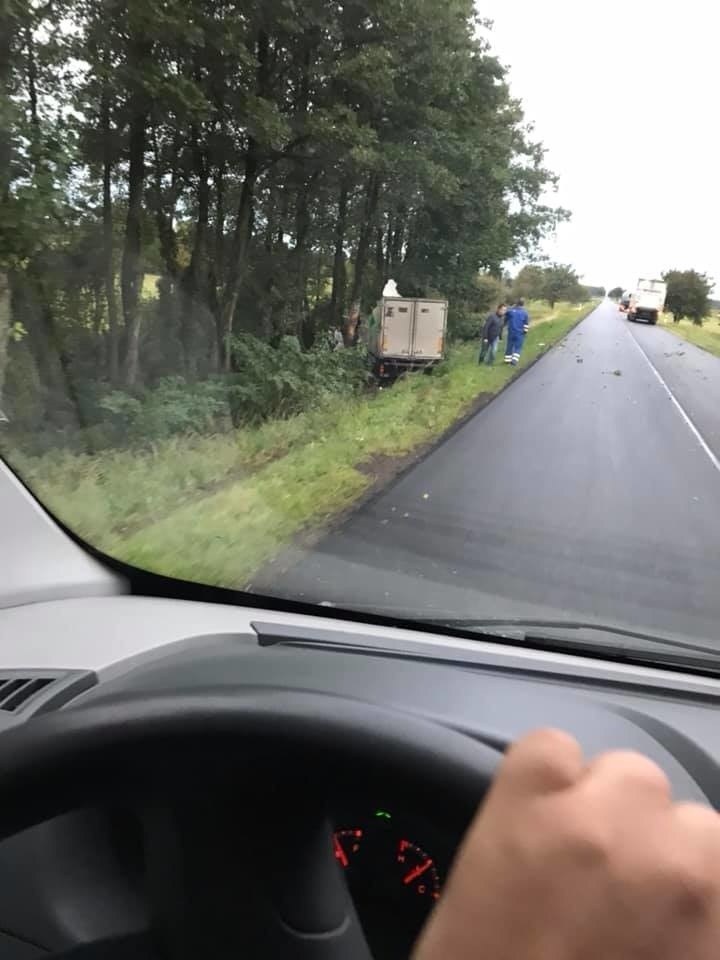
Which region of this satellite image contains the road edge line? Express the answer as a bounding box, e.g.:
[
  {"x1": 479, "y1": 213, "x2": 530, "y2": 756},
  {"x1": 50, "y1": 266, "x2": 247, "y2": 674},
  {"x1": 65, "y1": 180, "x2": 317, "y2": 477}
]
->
[{"x1": 627, "y1": 331, "x2": 720, "y2": 476}]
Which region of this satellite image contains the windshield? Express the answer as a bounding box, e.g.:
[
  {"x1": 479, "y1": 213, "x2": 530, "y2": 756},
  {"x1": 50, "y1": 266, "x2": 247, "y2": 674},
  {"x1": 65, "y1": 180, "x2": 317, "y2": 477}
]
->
[{"x1": 1, "y1": 0, "x2": 719, "y2": 668}]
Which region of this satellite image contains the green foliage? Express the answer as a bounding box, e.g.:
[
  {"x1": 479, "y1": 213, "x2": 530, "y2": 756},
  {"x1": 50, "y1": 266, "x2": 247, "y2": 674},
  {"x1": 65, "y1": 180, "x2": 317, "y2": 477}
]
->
[
  {"x1": 228, "y1": 336, "x2": 368, "y2": 424},
  {"x1": 511, "y1": 264, "x2": 584, "y2": 307},
  {"x1": 3, "y1": 304, "x2": 590, "y2": 578},
  {"x1": 608, "y1": 286, "x2": 624, "y2": 300},
  {"x1": 447, "y1": 308, "x2": 484, "y2": 343},
  {"x1": 99, "y1": 378, "x2": 229, "y2": 441},
  {"x1": 512, "y1": 266, "x2": 546, "y2": 302},
  {"x1": 1, "y1": 0, "x2": 565, "y2": 426},
  {"x1": 473, "y1": 273, "x2": 508, "y2": 312},
  {"x1": 445, "y1": 273, "x2": 507, "y2": 342},
  {"x1": 662, "y1": 269, "x2": 713, "y2": 325},
  {"x1": 540, "y1": 263, "x2": 585, "y2": 307},
  {"x1": 6, "y1": 338, "x2": 369, "y2": 452}
]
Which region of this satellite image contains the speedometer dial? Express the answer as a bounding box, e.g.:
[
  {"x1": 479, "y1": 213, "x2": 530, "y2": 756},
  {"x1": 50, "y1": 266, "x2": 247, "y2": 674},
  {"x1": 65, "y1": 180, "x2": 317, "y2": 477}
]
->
[{"x1": 332, "y1": 809, "x2": 445, "y2": 960}]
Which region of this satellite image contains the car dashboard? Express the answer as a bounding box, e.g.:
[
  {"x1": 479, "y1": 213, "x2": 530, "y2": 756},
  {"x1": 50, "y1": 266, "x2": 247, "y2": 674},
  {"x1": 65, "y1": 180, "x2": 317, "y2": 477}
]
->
[{"x1": 0, "y1": 596, "x2": 718, "y2": 958}]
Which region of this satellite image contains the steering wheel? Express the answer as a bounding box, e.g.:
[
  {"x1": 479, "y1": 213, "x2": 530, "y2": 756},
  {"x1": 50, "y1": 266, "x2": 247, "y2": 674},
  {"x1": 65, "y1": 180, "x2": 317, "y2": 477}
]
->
[{"x1": 0, "y1": 688, "x2": 501, "y2": 959}]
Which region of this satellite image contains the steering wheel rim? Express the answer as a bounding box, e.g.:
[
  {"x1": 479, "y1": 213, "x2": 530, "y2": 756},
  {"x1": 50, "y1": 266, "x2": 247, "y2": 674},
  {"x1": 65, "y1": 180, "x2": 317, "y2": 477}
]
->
[{"x1": 0, "y1": 688, "x2": 502, "y2": 959}]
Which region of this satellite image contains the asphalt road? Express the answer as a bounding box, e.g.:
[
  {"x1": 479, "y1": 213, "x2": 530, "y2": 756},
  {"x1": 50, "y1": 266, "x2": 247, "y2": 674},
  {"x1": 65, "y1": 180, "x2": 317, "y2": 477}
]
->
[{"x1": 262, "y1": 302, "x2": 720, "y2": 645}]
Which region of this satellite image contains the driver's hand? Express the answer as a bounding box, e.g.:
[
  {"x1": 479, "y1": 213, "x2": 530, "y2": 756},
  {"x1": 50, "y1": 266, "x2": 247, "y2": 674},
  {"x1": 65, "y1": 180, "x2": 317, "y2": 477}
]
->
[{"x1": 412, "y1": 729, "x2": 720, "y2": 960}]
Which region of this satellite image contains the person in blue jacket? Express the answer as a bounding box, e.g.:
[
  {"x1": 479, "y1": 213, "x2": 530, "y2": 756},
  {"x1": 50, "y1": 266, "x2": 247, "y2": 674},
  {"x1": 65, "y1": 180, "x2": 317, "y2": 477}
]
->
[{"x1": 504, "y1": 298, "x2": 530, "y2": 366}]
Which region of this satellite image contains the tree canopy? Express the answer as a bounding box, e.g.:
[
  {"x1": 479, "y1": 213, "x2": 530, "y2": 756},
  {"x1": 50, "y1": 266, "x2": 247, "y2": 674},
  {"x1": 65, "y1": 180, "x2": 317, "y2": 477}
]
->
[
  {"x1": 1, "y1": 0, "x2": 566, "y2": 433},
  {"x1": 511, "y1": 263, "x2": 585, "y2": 307},
  {"x1": 662, "y1": 270, "x2": 713, "y2": 325}
]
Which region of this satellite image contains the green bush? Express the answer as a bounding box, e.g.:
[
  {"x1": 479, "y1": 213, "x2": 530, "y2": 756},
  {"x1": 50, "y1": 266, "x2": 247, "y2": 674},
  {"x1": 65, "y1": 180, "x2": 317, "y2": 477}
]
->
[
  {"x1": 3, "y1": 335, "x2": 371, "y2": 454},
  {"x1": 447, "y1": 308, "x2": 483, "y2": 342},
  {"x1": 98, "y1": 377, "x2": 231, "y2": 442},
  {"x1": 227, "y1": 334, "x2": 368, "y2": 424}
]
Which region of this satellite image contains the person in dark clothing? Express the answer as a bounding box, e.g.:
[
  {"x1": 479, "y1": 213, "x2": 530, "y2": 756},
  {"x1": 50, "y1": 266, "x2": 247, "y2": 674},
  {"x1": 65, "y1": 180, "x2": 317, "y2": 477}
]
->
[
  {"x1": 478, "y1": 303, "x2": 506, "y2": 365},
  {"x1": 504, "y1": 298, "x2": 530, "y2": 366}
]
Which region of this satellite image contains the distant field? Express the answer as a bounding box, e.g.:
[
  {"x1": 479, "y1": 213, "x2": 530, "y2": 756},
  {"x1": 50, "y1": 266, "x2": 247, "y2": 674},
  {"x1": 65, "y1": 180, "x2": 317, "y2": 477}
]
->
[
  {"x1": 659, "y1": 311, "x2": 720, "y2": 358},
  {"x1": 5, "y1": 302, "x2": 594, "y2": 590}
]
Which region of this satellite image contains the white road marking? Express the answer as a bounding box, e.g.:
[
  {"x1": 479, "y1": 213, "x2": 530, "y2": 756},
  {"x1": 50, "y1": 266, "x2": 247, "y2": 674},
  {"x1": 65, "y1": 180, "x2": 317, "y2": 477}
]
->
[{"x1": 627, "y1": 329, "x2": 720, "y2": 476}]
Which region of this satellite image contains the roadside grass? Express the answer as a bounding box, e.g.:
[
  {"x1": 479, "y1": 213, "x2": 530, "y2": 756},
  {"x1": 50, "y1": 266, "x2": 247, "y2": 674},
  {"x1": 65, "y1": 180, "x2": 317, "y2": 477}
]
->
[
  {"x1": 659, "y1": 311, "x2": 720, "y2": 358},
  {"x1": 519, "y1": 300, "x2": 553, "y2": 325},
  {"x1": 5, "y1": 301, "x2": 593, "y2": 588}
]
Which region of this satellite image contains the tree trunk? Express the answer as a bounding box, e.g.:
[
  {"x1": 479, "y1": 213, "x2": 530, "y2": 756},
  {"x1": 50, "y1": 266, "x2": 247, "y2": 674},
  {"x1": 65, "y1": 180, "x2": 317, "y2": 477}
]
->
[
  {"x1": 205, "y1": 157, "x2": 225, "y2": 369},
  {"x1": 389, "y1": 209, "x2": 405, "y2": 269},
  {"x1": 214, "y1": 159, "x2": 225, "y2": 266},
  {"x1": 291, "y1": 170, "x2": 318, "y2": 343},
  {"x1": 0, "y1": 12, "x2": 11, "y2": 414},
  {"x1": 218, "y1": 30, "x2": 269, "y2": 370},
  {"x1": 150, "y1": 125, "x2": 180, "y2": 280},
  {"x1": 345, "y1": 175, "x2": 380, "y2": 343},
  {"x1": 24, "y1": 26, "x2": 39, "y2": 128},
  {"x1": 120, "y1": 99, "x2": 147, "y2": 387},
  {"x1": 180, "y1": 145, "x2": 210, "y2": 379},
  {"x1": 375, "y1": 226, "x2": 384, "y2": 277},
  {"x1": 329, "y1": 183, "x2": 349, "y2": 329},
  {"x1": 101, "y1": 89, "x2": 119, "y2": 384},
  {"x1": 219, "y1": 146, "x2": 258, "y2": 371},
  {"x1": 0, "y1": 270, "x2": 10, "y2": 416}
]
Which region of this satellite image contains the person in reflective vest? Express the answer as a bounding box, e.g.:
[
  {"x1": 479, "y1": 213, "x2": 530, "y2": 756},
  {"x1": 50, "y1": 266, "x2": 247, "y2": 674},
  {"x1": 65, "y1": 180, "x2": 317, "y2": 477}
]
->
[{"x1": 504, "y1": 299, "x2": 530, "y2": 366}]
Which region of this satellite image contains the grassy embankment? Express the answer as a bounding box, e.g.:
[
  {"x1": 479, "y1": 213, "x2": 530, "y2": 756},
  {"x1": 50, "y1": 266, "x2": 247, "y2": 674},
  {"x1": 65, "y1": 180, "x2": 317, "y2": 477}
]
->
[
  {"x1": 6, "y1": 301, "x2": 594, "y2": 588},
  {"x1": 658, "y1": 311, "x2": 720, "y2": 358}
]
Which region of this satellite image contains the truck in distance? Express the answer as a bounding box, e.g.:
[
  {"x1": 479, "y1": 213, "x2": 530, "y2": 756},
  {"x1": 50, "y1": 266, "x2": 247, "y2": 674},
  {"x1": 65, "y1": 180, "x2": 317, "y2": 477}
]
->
[{"x1": 626, "y1": 279, "x2": 667, "y2": 325}]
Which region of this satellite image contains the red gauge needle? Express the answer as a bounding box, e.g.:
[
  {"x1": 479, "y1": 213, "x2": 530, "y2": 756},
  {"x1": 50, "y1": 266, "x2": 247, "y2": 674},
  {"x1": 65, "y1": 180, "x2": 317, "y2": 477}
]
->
[
  {"x1": 333, "y1": 835, "x2": 349, "y2": 868},
  {"x1": 403, "y1": 858, "x2": 433, "y2": 885}
]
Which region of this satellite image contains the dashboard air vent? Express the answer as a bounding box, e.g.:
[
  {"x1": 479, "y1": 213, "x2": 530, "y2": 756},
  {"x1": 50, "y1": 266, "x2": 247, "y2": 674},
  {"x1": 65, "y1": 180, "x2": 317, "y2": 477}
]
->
[{"x1": 0, "y1": 676, "x2": 55, "y2": 712}]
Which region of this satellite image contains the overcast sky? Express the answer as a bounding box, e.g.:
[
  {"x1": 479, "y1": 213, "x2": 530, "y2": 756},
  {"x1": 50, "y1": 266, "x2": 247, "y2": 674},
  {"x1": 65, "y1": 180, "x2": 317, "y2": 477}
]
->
[{"x1": 479, "y1": 0, "x2": 718, "y2": 293}]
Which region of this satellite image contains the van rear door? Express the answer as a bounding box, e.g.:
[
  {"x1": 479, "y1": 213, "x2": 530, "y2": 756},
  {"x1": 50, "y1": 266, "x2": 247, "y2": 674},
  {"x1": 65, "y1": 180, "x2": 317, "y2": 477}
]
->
[
  {"x1": 380, "y1": 299, "x2": 414, "y2": 357},
  {"x1": 411, "y1": 300, "x2": 447, "y2": 359}
]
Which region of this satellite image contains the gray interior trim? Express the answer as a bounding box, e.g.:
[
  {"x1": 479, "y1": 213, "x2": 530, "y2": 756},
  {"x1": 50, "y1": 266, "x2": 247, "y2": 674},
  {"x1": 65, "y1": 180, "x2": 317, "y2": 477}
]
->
[
  {"x1": 0, "y1": 460, "x2": 126, "y2": 610},
  {"x1": 2, "y1": 593, "x2": 720, "y2": 702}
]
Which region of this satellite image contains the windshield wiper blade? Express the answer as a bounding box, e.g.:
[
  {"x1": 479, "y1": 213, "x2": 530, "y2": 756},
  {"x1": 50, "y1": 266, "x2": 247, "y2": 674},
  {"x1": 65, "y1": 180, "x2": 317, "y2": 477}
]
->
[{"x1": 425, "y1": 618, "x2": 720, "y2": 661}]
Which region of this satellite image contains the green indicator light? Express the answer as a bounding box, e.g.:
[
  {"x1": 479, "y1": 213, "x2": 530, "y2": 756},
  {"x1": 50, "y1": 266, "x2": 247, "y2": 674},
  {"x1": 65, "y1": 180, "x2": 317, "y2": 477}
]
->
[{"x1": 375, "y1": 809, "x2": 392, "y2": 820}]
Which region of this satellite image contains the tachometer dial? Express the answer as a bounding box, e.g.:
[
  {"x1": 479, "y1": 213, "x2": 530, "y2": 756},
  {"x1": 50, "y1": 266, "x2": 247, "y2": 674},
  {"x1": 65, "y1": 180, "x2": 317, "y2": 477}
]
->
[{"x1": 396, "y1": 838, "x2": 440, "y2": 901}]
